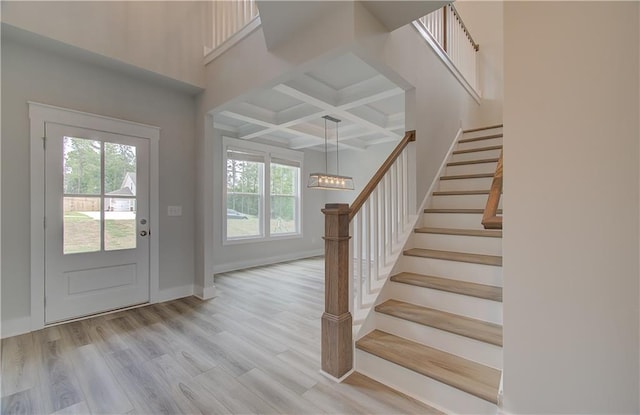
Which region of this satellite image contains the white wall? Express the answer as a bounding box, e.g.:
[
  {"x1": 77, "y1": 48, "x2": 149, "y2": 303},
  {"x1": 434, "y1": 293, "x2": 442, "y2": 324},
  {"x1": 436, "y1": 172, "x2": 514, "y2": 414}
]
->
[
  {"x1": 1, "y1": 1, "x2": 205, "y2": 88},
  {"x1": 503, "y1": 2, "x2": 639, "y2": 412},
  {"x1": 454, "y1": 1, "x2": 503, "y2": 126},
  {"x1": 376, "y1": 21, "x2": 487, "y2": 208},
  {"x1": 1, "y1": 34, "x2": 197, "y2": 332}
]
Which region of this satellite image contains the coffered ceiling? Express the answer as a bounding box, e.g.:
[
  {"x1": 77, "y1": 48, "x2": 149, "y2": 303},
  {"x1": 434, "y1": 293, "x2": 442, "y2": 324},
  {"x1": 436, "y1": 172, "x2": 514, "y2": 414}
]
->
[{"x1": 214, "y1": 53, "x2": 405, "y2": 152}]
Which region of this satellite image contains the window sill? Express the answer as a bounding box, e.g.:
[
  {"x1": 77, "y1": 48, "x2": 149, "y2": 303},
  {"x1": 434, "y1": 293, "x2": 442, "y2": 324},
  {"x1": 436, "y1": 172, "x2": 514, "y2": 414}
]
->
[{"x1": 223, "y1": 232, "x2": 303, "y2": 246}]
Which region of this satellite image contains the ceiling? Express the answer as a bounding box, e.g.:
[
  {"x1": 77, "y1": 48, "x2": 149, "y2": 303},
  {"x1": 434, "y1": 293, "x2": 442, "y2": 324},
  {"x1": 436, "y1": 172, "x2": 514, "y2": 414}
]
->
[{"x1": 213, "y1": 53, "x2": 405, "y2": 152}]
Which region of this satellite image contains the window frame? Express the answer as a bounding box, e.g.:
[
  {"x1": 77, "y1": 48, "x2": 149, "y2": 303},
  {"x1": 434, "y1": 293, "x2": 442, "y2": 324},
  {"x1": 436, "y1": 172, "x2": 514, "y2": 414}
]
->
[{"x1": 222, "y1": 137, "x2": 303, "y2": 245}]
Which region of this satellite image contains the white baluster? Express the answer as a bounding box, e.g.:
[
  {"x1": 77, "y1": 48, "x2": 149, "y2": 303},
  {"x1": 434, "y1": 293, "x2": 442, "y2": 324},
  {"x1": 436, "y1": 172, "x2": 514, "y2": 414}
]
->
[
  {"x1": 356, "y1": 210, "x2": 363, "y2": 310},
  {"x1": 373, "y1": 188, "x2": 380, "y2": 281},
  {"x1": 349, "y1": 220, "x2": 355, "y2": 315}
]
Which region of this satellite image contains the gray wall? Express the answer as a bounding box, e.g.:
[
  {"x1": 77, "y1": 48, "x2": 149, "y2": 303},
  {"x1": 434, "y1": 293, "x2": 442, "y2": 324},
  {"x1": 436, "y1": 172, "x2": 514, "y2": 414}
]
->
[
  {"x1": 1, "y1": 1, "x2": 205, "y2": 87},
  {"x1": 1, "y1": 35, "x2": 197, "y2": 324},
  {"x1": 503, "y1": 2, "x2": 639, "y2": 412}
]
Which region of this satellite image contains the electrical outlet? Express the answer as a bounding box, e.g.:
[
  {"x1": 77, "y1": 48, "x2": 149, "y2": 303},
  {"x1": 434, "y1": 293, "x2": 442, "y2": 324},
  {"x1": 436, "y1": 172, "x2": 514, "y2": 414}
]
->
[{"x1": 167, "y1": 206, "x2": 182, "y2": 216}]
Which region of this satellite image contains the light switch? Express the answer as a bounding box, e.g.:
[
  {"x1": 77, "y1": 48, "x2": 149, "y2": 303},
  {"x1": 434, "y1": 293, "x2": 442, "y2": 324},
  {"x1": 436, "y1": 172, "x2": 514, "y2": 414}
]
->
[{"x1": 167, "y1": 206, "x2": 182, "y2": 216}]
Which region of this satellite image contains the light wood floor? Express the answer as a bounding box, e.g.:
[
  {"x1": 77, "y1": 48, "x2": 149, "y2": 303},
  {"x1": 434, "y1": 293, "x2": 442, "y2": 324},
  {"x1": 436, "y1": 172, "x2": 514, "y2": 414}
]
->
[{"x1": 1, "y1": 257, "x2": 441, "y2": 415}]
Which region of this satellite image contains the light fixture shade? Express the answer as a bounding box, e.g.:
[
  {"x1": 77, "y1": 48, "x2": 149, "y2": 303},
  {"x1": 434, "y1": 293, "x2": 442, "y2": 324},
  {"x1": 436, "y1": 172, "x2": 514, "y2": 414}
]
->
[{"x1": 307, "y1": 173, "x2": 354, "y2": 190}]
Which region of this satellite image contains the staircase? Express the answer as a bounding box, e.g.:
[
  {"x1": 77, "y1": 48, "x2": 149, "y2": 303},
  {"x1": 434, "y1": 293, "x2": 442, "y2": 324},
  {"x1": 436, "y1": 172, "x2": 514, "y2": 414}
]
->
[{"x1": 355, "y1": 125, "x2": 504, "y2": 414}]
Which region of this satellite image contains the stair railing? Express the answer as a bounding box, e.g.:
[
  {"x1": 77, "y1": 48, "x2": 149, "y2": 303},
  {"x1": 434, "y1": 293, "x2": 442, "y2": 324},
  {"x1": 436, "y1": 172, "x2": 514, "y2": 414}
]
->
[
  {"x1": 321, "y1": 130, "x2": 416, "y2": 380},
  {"x1": 482, "y1": 150, "x2": 503, "y2": 229},
  {"x1": 416, "y1": 4, "x2": 480, "y2": 96}
]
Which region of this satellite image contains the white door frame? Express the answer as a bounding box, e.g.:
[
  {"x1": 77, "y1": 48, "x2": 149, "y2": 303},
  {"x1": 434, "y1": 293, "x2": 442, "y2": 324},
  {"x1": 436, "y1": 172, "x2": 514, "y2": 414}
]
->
[{"x1": 28, "y1": 102, "x2": 160, "y2": 331}]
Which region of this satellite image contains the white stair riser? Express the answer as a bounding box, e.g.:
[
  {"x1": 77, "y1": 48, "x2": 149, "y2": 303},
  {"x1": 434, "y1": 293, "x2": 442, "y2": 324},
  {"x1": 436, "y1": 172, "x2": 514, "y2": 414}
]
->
[
  {"x1": 413, "y1": 233, "x2": 502, "y2": 256},
  {"x1": 457, "y1": 137, "x2": 503, "y2": 151},
  {"x1": 438, "y1": 177, "x2": 493, "y2": 191},
  {"x1": 445, "y1": 162, "x2": 498, "y2": 176},
  {"x1": 422, "y1": 212, "x2": 486, "y2": 230},
  {"x1": 430, "y1": 194, "x2": 503, "y2": 210},
  {"x1": 356, "y1": 350, "x2": 499, "y2": 415},
  {"x1": 375, "y1": 313, "x2": 503, "y2": 369},
  {"x1": 450, "y1": 149, "x2": 502, "y2": 163},
  {"x1": 399, "y1": 255, "x2": 503, "y2": 287},
  {"x1": 386, "y1": 281, "x2": 503, "y2": 324},
  {"x1": 461, "y1": 127, "x2": 503, "y2": 140}
]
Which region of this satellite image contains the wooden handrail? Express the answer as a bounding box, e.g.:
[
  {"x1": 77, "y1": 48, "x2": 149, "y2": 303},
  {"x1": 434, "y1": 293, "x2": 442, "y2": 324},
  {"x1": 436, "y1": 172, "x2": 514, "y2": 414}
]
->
[
  {"x1": 349, "y1": 130, "x2": 416, "y2": 221},
  {"x1": 482, "y1": 150, "x2": 503, "y2": 229}
]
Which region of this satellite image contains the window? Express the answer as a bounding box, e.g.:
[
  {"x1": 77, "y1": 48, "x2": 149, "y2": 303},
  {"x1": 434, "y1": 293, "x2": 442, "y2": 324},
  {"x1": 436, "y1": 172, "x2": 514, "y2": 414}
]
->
[{"x1": 224, "y1": 138, "x2": 302, "y2": 243}]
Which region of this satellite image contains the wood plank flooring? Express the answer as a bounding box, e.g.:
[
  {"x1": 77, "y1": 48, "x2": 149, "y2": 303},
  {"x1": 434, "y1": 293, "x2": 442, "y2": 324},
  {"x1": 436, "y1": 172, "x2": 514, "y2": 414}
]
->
[{"x1": 1, "y1": 257, "x2": 441, "y2": 415}]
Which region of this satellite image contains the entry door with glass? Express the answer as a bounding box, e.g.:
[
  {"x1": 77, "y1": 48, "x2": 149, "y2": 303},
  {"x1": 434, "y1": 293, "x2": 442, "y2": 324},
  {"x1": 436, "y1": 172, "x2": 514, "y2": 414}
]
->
[{"x1": 44, "y1": 123, "x2": 150, "y2": 324}]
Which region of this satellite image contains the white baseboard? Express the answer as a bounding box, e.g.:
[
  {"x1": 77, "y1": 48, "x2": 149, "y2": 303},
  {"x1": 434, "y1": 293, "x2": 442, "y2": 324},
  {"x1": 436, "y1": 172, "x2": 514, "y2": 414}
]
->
[
  {"x1": 1, "y1": 316, "x2": 32, "y2": 339},
  {"x1": 212, "y1": 249, "x2": 323, "y2": 274},
  {"x1": 194, "y1": 284, "x2": 217, "y2": 300},
  {"x1": 157, "y1": 284, "x2": 194, "y2": 302}
]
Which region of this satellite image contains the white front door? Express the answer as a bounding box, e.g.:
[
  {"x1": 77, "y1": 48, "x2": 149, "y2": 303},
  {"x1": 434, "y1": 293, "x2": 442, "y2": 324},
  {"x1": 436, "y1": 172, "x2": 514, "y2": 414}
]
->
[{"x1": 44, "y1": 122, "x2": 150, "y2": 324}]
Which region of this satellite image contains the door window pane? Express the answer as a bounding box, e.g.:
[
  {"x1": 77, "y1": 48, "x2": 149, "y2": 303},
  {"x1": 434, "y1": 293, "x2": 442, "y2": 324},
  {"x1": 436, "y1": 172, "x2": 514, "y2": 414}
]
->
[
  {"x1": 270, "y1": 163, "x2": 298, "y2": 234},
  {"x1": 63, "y1": 137, "x2": 101, "y2": 195},
  {"x1": 104, "y1": 142, "x2": 137, "y2": 195},
  {"x1": 227, "y1": 156, "x2": 262, "y2": 238},
  {"x1": 105, "y1": 198, "x2": 136, "y2": 251},
  {"x1": 64, "y1": 197, "x2": 101, "y2": 254}
]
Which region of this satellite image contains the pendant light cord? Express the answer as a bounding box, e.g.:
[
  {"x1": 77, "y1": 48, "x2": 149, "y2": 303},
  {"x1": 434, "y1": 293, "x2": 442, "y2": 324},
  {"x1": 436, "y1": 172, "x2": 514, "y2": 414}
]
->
[
  {"x1": 324, "y1": 117, "x2": 328, "y2": 175},
  {"x1": 336, "y1": 120, "x2": 339, "y2": 176}
]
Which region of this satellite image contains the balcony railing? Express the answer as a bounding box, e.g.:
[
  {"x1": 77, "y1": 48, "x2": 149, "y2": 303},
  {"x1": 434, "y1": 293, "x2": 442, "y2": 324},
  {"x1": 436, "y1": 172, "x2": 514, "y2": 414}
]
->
[
  {"x1": 204, "y1": 0, "x2": 260, "y2": 62},
  {"x1": 415, "y1": 4, "x2": 480, "y2": 99}
]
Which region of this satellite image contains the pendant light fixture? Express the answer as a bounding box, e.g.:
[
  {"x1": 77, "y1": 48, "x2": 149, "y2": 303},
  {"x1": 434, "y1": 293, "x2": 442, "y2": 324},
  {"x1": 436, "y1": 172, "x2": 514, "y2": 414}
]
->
[{"x1": 307, "y1": 115, "x2": 355, "y2": 190}]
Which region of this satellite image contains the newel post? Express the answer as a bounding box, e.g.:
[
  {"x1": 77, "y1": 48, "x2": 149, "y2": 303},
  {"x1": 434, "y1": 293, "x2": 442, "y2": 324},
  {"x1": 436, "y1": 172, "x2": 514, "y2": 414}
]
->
[{"x1": 321, "y1": 203, "x2": 353, "y2": 379}]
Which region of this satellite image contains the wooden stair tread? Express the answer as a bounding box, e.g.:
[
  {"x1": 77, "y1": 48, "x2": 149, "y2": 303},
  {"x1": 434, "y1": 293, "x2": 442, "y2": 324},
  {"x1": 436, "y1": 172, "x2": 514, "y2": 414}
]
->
[
  {"x1": 462, "y1": 124, "x2": 503, "y2": 134},
  {"x1": 356, "y1": 330, "x2": 501, "y2": 404},
  {"x1": 453, "y1": 145, "x2": 502, "y2": 155},
  {"x1": 447, "y1": 158, "x2": 499, "y2": 167},
  {"x1": 404, "y1": 248, "x2": 502, "y2": 266},
  {"x1": 458, "y1": 133, "x2": 503, "y2": 144},
  {"x1": 415, "y1": 227, "x2": 502, "y2": 238},
  {"x1": 424, "y1": 208, "x2": 503, "y2": 214},
  {"x1": 440, "y1": 173, "x2": 494, "y2": 180},
  {"x1": 376, "y1": 300, "x2": 503, "y2": 346},
  {"x1": 390, "y1": 272, "x2": 502, "y2": 302}
]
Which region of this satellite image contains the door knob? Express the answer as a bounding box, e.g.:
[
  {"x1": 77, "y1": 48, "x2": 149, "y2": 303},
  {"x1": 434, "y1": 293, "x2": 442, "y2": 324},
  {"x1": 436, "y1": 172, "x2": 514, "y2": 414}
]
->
[{"x1": 140, "y1": 230, "x2": 148, "y2": 237}]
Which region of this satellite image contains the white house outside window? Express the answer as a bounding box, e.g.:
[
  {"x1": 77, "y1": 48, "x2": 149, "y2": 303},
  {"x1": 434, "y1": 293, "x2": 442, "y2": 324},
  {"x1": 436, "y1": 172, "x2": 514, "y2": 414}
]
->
[{"x1": 224, "y1": 137, "x2": 302, "y2": 243}]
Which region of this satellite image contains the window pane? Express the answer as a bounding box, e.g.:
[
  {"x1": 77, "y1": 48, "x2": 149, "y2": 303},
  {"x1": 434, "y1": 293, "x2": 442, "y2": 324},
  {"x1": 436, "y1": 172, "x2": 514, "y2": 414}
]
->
[
  {"x1": 64, "y1": 137, "x2": 101, "y2": 195},
  {"x1": 270, "y1": 163, "x2": 296, "y2": 195},
  {"x1": 105, "y1": 142, "x2": 137, "y2": 195},
  {"x1": 64, "y1": 197, "x2": 101, "y2": 254},
  {"x1": 270, "y1": 163, "x2": 298, "y2": 235},
  {"x1": 105, "y1": 198, "x2": 136, "y2": 251},
  {"x1": 227, "y1": 158, "x2": 262, "y2": 238},
  {"x1": 271, "y1": 196, "x2": 296, "y2": 234}
]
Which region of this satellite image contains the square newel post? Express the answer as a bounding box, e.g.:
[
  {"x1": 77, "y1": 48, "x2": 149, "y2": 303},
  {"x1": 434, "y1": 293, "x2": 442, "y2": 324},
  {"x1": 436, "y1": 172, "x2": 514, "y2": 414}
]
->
[{"x1": 321, "y1": 203, "x2": 353, "y2": 380}]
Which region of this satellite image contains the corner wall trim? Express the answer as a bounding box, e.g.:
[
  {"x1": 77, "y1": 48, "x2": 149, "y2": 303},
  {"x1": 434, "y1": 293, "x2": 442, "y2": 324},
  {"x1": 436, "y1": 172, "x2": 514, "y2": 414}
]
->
[
  {"x1": 1, "y1": 317, "x2": 32, "y2": 339},
  {"x1": 157, "y1": 284, "x2": 195, "y2": 303}
]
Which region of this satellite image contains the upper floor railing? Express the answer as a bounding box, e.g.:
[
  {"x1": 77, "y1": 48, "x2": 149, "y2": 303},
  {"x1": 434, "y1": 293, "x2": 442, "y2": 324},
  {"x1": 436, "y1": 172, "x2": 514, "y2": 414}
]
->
[
  {"x1": 204, "y1": 0, "x2": 259, "y2": 59},
  {"x1": 415, "y1": 4, "x2": 480, "y2": 99}
]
